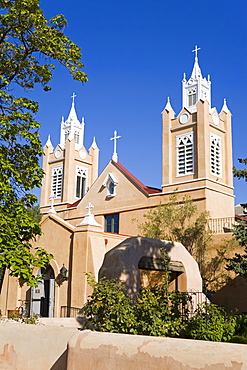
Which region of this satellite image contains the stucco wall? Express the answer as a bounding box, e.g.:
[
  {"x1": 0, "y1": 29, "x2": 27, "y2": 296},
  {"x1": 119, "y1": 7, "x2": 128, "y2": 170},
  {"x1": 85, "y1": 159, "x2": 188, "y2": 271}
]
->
[
  {"x1": 0, "y1": 322, "x2": 78, "y2": 370},
  {"x1": 68, "y1": 330, "x2": 247, "y2": 370},
  {"x1": 1, "y1": 324, "x2": 247, "y2": 370}
]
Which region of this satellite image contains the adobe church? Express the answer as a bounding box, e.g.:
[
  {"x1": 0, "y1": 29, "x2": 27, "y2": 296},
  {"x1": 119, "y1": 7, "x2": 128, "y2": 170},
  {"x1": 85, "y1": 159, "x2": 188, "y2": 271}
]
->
[{"x1": 0, "y1": 48, "x2": 235, "y2": 317}]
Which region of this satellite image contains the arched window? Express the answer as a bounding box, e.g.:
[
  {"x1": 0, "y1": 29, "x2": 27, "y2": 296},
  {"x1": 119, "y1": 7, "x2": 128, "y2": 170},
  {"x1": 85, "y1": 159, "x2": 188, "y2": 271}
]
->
[
  {"x1": 188, "y1": 88, "x2": 196, "y2": 106},
  {"x1": 75, "y1": 166, "x2": 87, "y2": 198},
  {"x1": 210, "y1": 133, "x2": 222, "y2": 177},
  {"x1": 74, "y1": 131, "x2": 80, "y2": 144},
  {"x1": 176, "y1": 133, "x2": 194, "y2": 176},
  {"x1": 51, "y1": 165, "x2": 63, "y2": 198}
]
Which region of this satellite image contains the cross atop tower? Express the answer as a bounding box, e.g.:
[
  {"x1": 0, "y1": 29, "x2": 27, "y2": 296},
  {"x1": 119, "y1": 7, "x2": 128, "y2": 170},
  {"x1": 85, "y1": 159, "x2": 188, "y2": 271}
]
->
[
  {"x1": 192, "y1": 45, "x2": 201, "y2": 60},
  {"x1": 110, "y1": 130, "x2": 121, "y2": 162},
  {"x1": 71, "y1": 92, "x2": 77, "y2": 104}
]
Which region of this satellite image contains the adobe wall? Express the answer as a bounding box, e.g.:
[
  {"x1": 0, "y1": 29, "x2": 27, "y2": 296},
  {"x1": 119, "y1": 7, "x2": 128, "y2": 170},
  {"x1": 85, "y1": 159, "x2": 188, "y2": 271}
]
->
[
  {"x1": 68, "y1": 331, "x2": 247, "y2": 370},
  {"x1": 1, "y1": 324, "x2": 247, "y2": 370},
  {"x1": 0, "y1": 322, "x2": 78, "y2": 370}
]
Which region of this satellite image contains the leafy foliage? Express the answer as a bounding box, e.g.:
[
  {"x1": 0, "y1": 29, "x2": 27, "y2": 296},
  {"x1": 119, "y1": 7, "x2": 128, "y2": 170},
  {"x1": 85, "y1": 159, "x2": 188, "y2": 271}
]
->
[
  {"x1": 81, "y1": 257, "x2": 192, "y2": 338},
  {"x1": 186, "y1": 303, "x2": 236, "y2": 342},
  {"x1": 226, "y1": 219, "x2": 247, "y2": 279},
  {"x1": 0, "y1": 0, "x2": 87, "y2": 284},
  {"x1": 81, "y1": 273, "x2": 244, "y2": 343},
  {"x1": 80, "y1": 274, "x2": 137, "y2": 334},
  {"x1": 233, "y1": 158, "x2": 247, "y2": 182}
]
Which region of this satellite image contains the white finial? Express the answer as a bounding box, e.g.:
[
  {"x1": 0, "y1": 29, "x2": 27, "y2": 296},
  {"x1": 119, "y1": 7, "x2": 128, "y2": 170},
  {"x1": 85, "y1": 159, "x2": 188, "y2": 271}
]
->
[
  {"x1": 165, "y1": 97, "x2": 173, "y2": 112},
  {"x1": 86, "y1": 202, "x2": 94, "y2": 215},
  {"x1": 222, "y1": 98, "x2": 229, "y2": 113},
  {"x1": 71, "y1": 92, "x2": 77, "y2": 104},
  {"x1": 76, "y1": 202, "x2": 101, "y2": 227},
  {"x1": 47, "y1": 191, "x2": 56, "y2": 214},
  {"x1": 110, "y1": 130, "x2": 121, "y2": 162},
  {"x1": 183, "y1": 73, "x2": 186, "y2": 81},
  {"x1": 91, "y1": 136, "x2": 98, "y2": 149},
  {"x1": 45, "y1": 134, "x2": 52, "y2": 148},
  {"x1": 192, "y1": 45, "x2": 201, "y2": 60}
]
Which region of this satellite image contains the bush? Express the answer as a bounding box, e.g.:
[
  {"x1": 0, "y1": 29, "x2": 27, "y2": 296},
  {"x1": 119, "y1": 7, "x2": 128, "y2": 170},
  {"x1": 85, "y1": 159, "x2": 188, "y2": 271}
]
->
[
  {"x1": 81, "y1": 273, "x2": 191, "y2": 337},
  {"x1": 229, "y1": 335, "x2": 247, "y2": 344},
  {"x1": 80, "y1": 275, "x2": 137, "y2": 334},
  {"x1": 185, "y1": 303, "x2": 236, "y2": 342}
]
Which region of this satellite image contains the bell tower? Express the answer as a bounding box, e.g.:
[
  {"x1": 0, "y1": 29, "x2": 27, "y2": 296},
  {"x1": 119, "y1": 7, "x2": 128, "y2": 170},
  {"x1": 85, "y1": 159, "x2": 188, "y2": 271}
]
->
[
  {"x1": 162, "y1": 47, "x2": 234, "y2": 219},
  {"x1": 40, "y1": 95, "x2": 99, "y2": 212}
]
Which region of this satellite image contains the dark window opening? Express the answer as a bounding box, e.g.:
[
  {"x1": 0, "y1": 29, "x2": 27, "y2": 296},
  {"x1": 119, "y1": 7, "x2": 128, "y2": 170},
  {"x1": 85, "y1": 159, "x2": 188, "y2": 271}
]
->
[
  {"x1": 105, "y1": 213, "x2": 119, "y2": 233},
  {"x1": 76, "y1": 176, "x2": 86, "y2": 198}
]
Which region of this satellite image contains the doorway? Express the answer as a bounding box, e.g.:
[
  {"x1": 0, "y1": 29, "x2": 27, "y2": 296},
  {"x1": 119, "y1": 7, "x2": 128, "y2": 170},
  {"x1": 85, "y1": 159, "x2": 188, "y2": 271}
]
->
[{"x1": 30, "y1": 265, "x2": 55, "y2": 317}]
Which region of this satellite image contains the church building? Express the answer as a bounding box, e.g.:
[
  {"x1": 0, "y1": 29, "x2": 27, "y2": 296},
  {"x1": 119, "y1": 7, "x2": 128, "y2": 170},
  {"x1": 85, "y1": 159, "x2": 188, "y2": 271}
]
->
[{"x1": 0, "y1": 48, "x2": 235, "y2": 318}]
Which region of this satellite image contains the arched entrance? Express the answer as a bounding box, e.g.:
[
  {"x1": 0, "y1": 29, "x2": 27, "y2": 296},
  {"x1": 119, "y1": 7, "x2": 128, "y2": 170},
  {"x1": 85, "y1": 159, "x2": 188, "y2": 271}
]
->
[{"x1": 30, "y1": 265, "x2": 55, "y2": 317}]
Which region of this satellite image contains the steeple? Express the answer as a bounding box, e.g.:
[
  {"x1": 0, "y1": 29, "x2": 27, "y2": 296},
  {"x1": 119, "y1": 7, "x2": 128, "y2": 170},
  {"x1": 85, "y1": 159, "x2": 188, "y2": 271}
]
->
[
  {"x1": 59, "y1": 93, "x2": 85, "y2": 149},
  {"x1": 182, "y1": 46, "x2": 211, "y2": 113}
]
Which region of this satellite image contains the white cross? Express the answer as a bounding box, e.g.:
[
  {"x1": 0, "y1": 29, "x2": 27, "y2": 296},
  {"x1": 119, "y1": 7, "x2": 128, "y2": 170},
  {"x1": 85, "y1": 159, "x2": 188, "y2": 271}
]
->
[
  {"x1": 71, "y1": 92, "x2": 77, "y2": 104},
  {"x1": 192, "y1": 45, "x2": 201, "y2": 59},
  {"x1": 110, "y1": 130, "x2": 121, "y2": 162},
  {"x1": 48, "y1": 191, "x2": 56, "y2": 213},
  {"x1": 49, "y1": 191, "x2": 55, "y2": 207},
  {"x1": 86, "y1": 202, "x2": 94, "y2": 215}
]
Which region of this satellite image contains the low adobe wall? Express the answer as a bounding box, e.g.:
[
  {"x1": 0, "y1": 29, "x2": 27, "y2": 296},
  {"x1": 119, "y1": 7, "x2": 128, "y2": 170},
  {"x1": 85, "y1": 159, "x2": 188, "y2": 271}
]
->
[
  {"x1": 0, "y1": 322, "x2": 78, "y2": 370},
  {"x1": 1, "y1": 323, "x2": 247, "y2": 369},
  {"x1": 68, "y1": 330, "x2": 247, "y2": 370}
]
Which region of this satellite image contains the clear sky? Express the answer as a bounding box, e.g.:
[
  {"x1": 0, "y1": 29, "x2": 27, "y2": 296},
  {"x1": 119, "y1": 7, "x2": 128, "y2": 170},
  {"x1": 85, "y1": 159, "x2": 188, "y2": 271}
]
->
[{"x1": 26, "y1": 0, "x2": 247, "y2": 204}]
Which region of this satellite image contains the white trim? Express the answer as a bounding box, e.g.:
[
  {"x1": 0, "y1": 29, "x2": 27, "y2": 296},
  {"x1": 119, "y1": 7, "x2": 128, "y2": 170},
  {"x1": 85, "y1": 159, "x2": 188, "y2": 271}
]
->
[
  {"x1": 150, "y1": 186, "x2": 235, "y2": 198},
  {"x1": 103, "y1": 173, "x2": 118, "y2": 197},
  {"x1": 48, "y1": 158, "x2": 65, "y2": 164},
  {"x1": 170, "y1": 122, "x2": 196, "y2": 132},
  {"x1": 162, "y1": 177, "x2": 234, "y2": 190},
  {"x1": 209, "y1": 123, "x2": 226, "y2": 133}
]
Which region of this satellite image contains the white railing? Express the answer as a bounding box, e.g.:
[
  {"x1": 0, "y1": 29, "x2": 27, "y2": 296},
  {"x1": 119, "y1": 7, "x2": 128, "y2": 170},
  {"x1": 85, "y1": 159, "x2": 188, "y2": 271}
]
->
[{"x1": 208, "y1": 217, "x2": 235, "y2": 234}]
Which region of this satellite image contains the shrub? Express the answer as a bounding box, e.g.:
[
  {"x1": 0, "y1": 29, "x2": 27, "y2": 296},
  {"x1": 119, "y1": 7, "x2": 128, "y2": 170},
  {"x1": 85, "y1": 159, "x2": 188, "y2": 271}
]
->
[{"x1": 185, "y1": 303, "x2": 236, "y2": 342}]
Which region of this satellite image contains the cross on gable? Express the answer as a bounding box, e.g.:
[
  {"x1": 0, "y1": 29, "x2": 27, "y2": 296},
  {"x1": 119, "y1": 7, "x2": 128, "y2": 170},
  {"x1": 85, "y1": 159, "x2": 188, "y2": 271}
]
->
[{"x1": 110, "y1": 130, "x2": 121, "y2": 162}]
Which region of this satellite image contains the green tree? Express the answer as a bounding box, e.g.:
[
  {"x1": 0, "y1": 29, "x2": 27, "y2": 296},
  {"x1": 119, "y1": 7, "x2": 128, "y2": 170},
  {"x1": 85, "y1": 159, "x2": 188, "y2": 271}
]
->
[
  {"x1": 226, "y1": 219, "x2": 247, "y2": 279},
  {"x1": 233, "y1": 158, "x2": 247, "y2": 182},
  {"x1": 0, "y1": 0, "x2": 87, "y2": 285},
  {"x1": 136, "y1": 194, "x2": 231, "y2": 291}
]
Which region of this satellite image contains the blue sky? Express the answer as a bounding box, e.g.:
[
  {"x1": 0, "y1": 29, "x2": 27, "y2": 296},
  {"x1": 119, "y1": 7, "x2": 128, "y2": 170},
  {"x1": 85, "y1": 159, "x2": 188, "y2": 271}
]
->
[{"x1": 27, "y1": 0, "x2": 246, "y2": 204}]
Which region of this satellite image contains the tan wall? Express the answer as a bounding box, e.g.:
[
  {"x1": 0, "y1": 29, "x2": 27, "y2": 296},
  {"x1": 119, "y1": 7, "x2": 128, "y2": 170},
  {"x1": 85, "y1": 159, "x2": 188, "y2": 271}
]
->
[
  {"x1": 1, "y1": 324, "x2": 247, "y2": 370},
  {"x1": 0, "y1": 323, "x2": 77, "y2": 370},
  {"x1": 68, "y1": 330, "x2": 247, "y2": 370}
]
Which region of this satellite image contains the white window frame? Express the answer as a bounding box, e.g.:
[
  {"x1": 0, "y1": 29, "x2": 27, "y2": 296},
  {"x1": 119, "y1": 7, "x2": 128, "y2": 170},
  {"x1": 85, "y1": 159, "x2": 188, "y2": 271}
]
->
[
  {"x1": 210, "y1": 133, "x2": 222, "y2": 177},
  {"x1": 102, "y1": 173, "x2": 118, "y2": 198},
  {"x1": 65, "y1": 130, "x2": 70, "y2": 142},
  {"x1": 75, "y1": 166, "x2": 88, "y2": 198},
  {"x1": 51, "y1": 165, "x2": 63, "y2": 199},
  {"x1": 176, "y1": 133, "x2": 194, "y2": 176},
  {"x1": 74, "y1": 131, "x2": 80, "y2": 144},
  {"x1": 188, "y1": 88, "x2": 197, "y2": 107}
]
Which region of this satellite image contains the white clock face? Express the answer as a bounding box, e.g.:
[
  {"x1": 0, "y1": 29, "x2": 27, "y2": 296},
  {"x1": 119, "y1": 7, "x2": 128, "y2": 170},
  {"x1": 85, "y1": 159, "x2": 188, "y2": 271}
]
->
[
  {"x1": 54, "y1": 149, "x2": 62, "y2": 159},
  {"x1": 180, "y1": 113, "x2": 189, "y2": 124},
  {"x1": 212, "y1": 113, "x2": 219, "y2": 125},
  {"x1": 79, "y1": 150, "x2": 86, "y2": 159}
]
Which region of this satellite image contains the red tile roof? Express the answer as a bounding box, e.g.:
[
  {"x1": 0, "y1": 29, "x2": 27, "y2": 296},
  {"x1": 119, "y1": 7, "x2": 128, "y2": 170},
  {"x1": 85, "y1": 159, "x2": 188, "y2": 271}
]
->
[
  {"x1": 235, "y1": 214, "x2": 247, "y2": 222},
  {"x1": 67, "y1": 198, "x2": 82, "y2": 208},
  {"x1": 113, "y1": 161, "x2": 162, "y2": 195}
]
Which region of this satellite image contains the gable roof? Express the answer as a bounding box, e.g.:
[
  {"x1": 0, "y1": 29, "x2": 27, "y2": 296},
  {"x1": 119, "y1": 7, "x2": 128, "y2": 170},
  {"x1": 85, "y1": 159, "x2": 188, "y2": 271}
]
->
[
  {"x1": 66, "y1": 160, "x2": 162, "y2": 211},
  {"x1": 113, "y1": 161, "x2": 161, "y2": 195}
]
